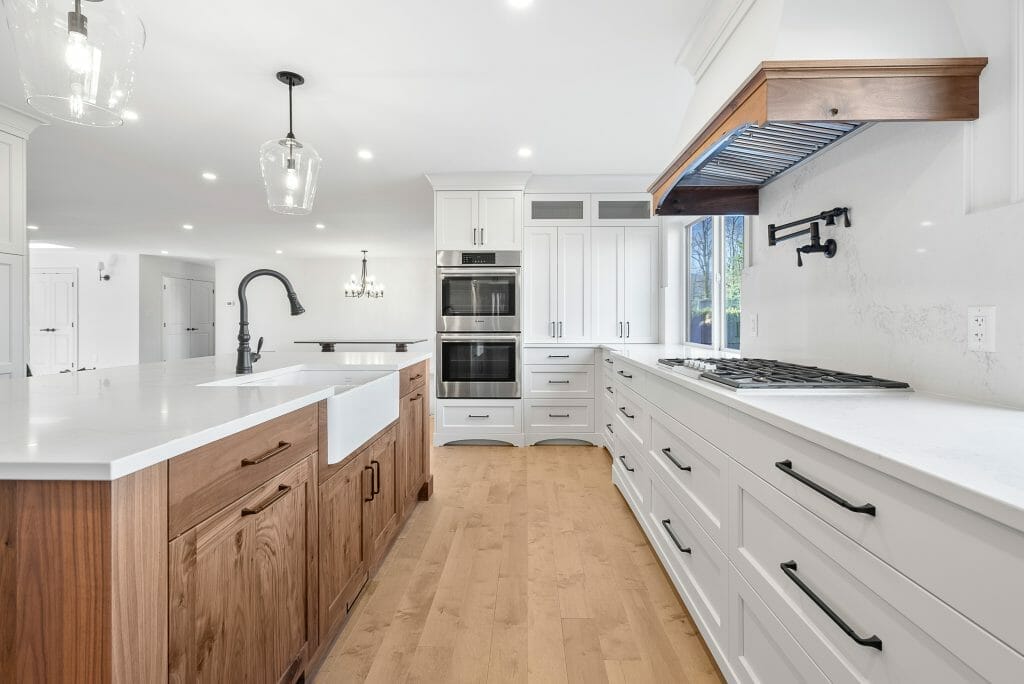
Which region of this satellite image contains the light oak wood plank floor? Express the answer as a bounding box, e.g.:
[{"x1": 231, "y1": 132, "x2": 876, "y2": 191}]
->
[{"x1": 316, "y1": 442, "x2": 724, "y2": 684}]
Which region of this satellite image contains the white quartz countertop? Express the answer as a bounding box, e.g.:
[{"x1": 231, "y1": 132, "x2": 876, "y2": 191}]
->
[
  {"x1": 604, "y1": 344, "x2": 1024, "y2": 533},
  {"x1": 0, "y1": 351, "x2": 430, "y2": 481}
]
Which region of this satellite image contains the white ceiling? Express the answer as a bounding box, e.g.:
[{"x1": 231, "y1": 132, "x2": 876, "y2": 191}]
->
[{"x1": 0, "y1": 0, "x2": 705, "y2": 259}]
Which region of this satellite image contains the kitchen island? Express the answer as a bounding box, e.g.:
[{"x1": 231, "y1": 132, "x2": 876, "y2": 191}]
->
[{"x1": 0, "y1": 351, "x2": 431, "y2": 683}]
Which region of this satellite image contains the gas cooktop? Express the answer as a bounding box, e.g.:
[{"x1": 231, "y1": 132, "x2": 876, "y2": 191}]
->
[{"x1": 657, "y1": 358, "x2": 911, "y2": 391}]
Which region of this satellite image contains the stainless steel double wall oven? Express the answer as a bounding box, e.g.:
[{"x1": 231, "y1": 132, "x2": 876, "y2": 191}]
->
[{"x1": 436, "y1": 250, "x2": 521, "y2": 399}]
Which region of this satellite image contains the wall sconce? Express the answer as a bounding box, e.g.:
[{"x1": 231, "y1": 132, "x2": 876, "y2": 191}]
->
[{"x1": 98, "y1": 261, "x2": 111, "y2": 282}]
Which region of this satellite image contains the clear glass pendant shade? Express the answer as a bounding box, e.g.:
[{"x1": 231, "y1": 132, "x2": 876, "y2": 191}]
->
[
  {"x1": 259, "y1": 136, "x2": 321, "y2": 215},
  {"x1": 2, "y1": 0, "x2": 146, "y2": 127}
]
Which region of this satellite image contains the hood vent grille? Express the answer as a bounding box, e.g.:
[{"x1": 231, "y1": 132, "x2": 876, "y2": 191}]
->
[{"x1": 678, "y1": 121, "x2": 864, "y2": 188}]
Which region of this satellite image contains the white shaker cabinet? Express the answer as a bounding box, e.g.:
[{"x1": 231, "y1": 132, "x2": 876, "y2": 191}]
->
[
  {"x1": 555, "y1": 226, "x2": 590, "y2": 343},
  {"x1": 0, "y1": 252, "x2": 24, "y2": 378},
  {"x1": 0, "y1": 129, "x2": 27, "y2": 256},
  {"x1": 591, "y1": 226, "x2": 659, "y2": 343},
  {"x1": 435, "y1": 190, "x2": 522, "y2": 250},
  {"x1": 524, "y1": 226, "x2": 557, "y2": 342},
  {"x1": 524, "y1": 226, "x2": 591, "y2": 343}
]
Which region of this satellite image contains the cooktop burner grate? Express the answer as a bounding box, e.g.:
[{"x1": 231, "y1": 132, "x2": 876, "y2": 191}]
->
[{"x1": 657, "y1": 358, "x2": 911, "y2": 390}]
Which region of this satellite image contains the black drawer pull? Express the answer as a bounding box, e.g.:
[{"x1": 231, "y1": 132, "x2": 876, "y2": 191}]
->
[
  {"x1": 371, "y1": 459, "x2": 381, "y2": 495},
  {"x1": 548, "y1": 413, "x2": 570, "y2": 418},
  {"x1": 618, "y1": 406, "x2": 635, "y2": 419},
  {"x1": 604, "y1": 358, "x2": 613, "y2": 365},
  {"x1": 617, "y1": 370, "x2": 633, "y2": 379},
  {"x1": 605, "y1": 386, "x2": 614, "y2": 393},
  {"x1": 241, "y1": 484, "x2": 291, "y2": 516},
  {"x1": 661, "y1": 448, "x2": 691, "y2": 472},
  {"x1": 240, "y1": 441, "x2": 291, "y2": 467},
  {"x1": 606, "y1": 423, "x2": 614, "y2": 434},
  {"x1": 547, "y1": 354, "x2": 570, "y2": 358},
  {"x1": 364, "y1": 465, "x2": 375, "y2": 502},
  {"x1": 547, "y1": 380, "x2": 571, "y2": 384},
  {"x1": 409, "y1": 373, "x2": 423, "y2": 381},
  {"x1": 467, "y1": 414, "x2": 490, "y2": 419},
  {"x1": 618, "y1": 454, "x2": 635, "y2": 472},
  {"x1": 661, "y1": 519, "x2": 691, "y2": 554},
  {"x1": 775, "y1": 460, "x2": 876, "y2": 516},
  {"x1": 780, "y1": 560, "x2": 883, "y2": 651}
]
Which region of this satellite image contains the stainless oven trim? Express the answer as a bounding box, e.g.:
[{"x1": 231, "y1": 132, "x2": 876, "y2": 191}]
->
[
  {"x1": 436, "y1": 267, "x2": 522, "y2": 333},
  {"x1": 436, "y1": 250, "x2": 522, "y2": 268},
  {"x1": 436, "y1": 333, "x2": 522, "y2": 399}
]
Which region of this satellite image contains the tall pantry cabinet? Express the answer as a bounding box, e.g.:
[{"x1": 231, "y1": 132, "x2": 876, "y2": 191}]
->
[{"x1": 0, "y1": 105, "x2": 46, "y2": 379}]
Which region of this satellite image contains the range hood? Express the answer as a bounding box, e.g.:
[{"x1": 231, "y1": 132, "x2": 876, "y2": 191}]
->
[{"x1": 649, "y1": 58, "x2": 988, "y2": 216}]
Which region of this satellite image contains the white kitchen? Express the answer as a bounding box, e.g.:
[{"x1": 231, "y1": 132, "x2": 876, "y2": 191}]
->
[{"x1": 1, "y1": 1, "x2": 1022, "y2": 683}]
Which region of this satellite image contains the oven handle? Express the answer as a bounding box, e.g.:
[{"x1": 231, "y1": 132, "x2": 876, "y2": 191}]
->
[
  {"x1": 437, "y1": 268, "x2": 521, "y2": 277},
  {"x1": 438, "y1": 334, "x2": 522, "y2": 343}
]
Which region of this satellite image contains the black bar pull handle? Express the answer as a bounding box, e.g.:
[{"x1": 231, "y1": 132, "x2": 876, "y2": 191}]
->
[
  {"x1": 364, "y1": 465, "x2": 375, "y2": 502},
  {"x1": 549, "y1": 413, "x2": 570, "y2": 418},
  {"x1": 775, "y1": 460, "x2": 876, "y2": 516},
  {"x1": 548, "y1": 380, "x2": 571, "y2": 384},
  {"x1": 617, "y1": 370, "x2": 633, "y2": 379},
  {"x1": 241, "y1": 441, "x2": 291, "y2": 467},
  {"x1": 547, "y1": 354, "x2": 570, "y2": 358},
  {"x1": 241, "y1": 484, "x2": 292, "y2": 516},
  {"x1": 780, "y1": 560, "x2": 882, "y2": 651},
  {"x1": 661, "y1": 448, "x2": 692, "y2": 472},
  {"x1": 661, "y1": 519, "x2": 691, "y2": 554},
  {"x1": 605, "y1": 385, "x2": 614, "y2": 393},
  {"x1": 606, "y1": 423, "x2": 614, "y2": 434},
  {"x1": 618, "y1": 454, "x2": 635, "y2": 472},
  {"x1": 371, "y1": 459, "x2": 381, "y2": 495},
  {"x1": 604, "y1": 358, "x2": 614, "y2": 365},
  {"x1": 619, "y1": 406, "x2": 635, "y2": 419}
]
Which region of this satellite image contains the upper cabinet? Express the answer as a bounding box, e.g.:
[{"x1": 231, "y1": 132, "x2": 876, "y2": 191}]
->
[
  {"x1": 0, "y1": 130, "x2": 26, "y2": 255},
  {"x1": 435, "y1": 190, "x2": 522, "y2": 250},
  {"x1": 525, "y1": 194, "x2": 590, "y2": 227},
  {"x1": 591, "y1": 193, "x2": 656, "y2": 226}
]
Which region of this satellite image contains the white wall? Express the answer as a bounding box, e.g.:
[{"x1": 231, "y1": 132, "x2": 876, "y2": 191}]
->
[
  {"x1": 29, "y1": 249, "x2": 139, "y2": 369},
  {"x1": 685, "y1": 0, "x2": 1024, "y2": 407},
  {"x1": 214, "y1": 256, "x2": 434, "y2": 357},
  {"x1": 139, "y1": 255, "x2": 215, "y2": 363}
]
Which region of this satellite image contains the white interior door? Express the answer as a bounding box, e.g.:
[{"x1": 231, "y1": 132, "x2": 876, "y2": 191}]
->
[
  {"x1": 556, "y1": 226, "x2": 591, "y2": 343},
  {"x1": 162, "y1": 276, "x2": 190, "y2": 361},
  {"x1": 188, "y1": 280, "x2": 215, "y2": 358},
  {"x1": 29, "y1": 269, "x2": 77, "y2": 375},
  {"x1": 623, "y1": 226, "x2": 659, "y2": 343},
  {"x1": 524, "y1": 227, "x2": 557, "y2": 342},
  {"x1": 591, "y1": 226, "x2": 625, "y2": 343}
]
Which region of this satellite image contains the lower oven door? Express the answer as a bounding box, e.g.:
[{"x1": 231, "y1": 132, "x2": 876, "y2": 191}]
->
[{"x1": 437, "y1": 334, "x2": 521, "y2": 399}]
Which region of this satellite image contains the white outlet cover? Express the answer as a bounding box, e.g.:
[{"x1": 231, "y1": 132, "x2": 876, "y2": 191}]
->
[{"x1": 967, "y1": 305, "x2": 996, "y2": 352}]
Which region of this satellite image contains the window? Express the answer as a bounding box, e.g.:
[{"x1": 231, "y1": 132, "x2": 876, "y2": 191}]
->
[{"x1": 685, "y1": 215, "x2": 746, "y2": 351}]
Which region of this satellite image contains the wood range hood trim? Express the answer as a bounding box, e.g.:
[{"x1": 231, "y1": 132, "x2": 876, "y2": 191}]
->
[{"x1": 649, "y1": 58, "x2": 989, "y2": 216}]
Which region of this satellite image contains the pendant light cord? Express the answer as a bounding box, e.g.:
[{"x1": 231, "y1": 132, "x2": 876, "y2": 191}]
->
[{"x1": 287, "y1": 80, "x2": 294, "y2": 140}]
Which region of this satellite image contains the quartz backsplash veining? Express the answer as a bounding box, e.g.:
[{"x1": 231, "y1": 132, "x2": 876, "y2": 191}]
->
[{"x1": 743, "y1": 121, "x2": 1024, "y2": 408}]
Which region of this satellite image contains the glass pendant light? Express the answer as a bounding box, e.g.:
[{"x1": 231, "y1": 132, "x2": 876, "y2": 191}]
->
[
  {"x1": 2, "y1": 0, "x2": 146, "y2": 127},
  {"x1": 259, "y1": 71, "x2": 321, "y2": 215}
]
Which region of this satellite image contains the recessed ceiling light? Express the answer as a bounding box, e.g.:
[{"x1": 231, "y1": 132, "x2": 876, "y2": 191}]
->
[
  {"x1": 508, "y1": 0, "x2": 534, "y2": 9},
  {"x1": 517, "y1": 147, "x2": 533, "y2": 158},
  {"x1": 201, "y1": 171, "x2": 217, "y2": 181},
  {"x1": 122, "y1": 110, "x2": 139, "y2": 121},
  {"x1": 357, "y1": 149, "x2": 374, "y2": 160},
  {"x1": 920, "y1": 220, "x2": 934, "y2": 227},
  {"x1": 275, "y1": 249, "x2": 283, "y2": 255},
  {"x1": 315, "y1": 223, "x2": 326, "y2": 229},
  {"x1": 29, "y1": 241, "x2": 72, "y2": 250},
  {"x1": 182, "y1": 223, "x2": 194, "y2": 230},
  {"x1": 27, "y1": 224, "x2": 39, "y2": 230},
  {"x1": 160, "y1": 250, "x2": 169, "y2": 255}
]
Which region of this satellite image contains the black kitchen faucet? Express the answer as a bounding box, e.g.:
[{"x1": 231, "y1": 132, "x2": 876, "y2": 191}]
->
[{"x1": 235, "y1": 269, "x2": 305, "y2": 374}]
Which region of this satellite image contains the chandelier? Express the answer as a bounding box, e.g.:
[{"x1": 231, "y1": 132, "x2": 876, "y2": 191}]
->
[{"x1": 345, "y1": 251, "x2": 384, "y2": 298}]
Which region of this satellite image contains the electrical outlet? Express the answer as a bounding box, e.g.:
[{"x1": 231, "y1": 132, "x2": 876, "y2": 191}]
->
[
  {"x1": 750, "y1": 313, "x2": 759, "y2": 337},
  {"x1": 967, "y1": 306, "x2": 996, "y2": 352}
]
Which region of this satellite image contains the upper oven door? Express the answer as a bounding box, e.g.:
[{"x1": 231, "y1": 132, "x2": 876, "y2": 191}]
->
[{"x1": 436, "y1": 268, "x2": 521, "y2": 332}]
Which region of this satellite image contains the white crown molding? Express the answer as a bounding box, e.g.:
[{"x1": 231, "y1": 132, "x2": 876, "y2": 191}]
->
[
  {"x1": 676, "y1": 0, "x2": 757, "y2": 82},
  {"x1": 525, "y1": 174, "x2": 655, "y2": 194},
  {"x1": 0, "y1": 103, "x2": 49, "y2": 139},
  {"x1": 424, "y1": 172, "x2": 532, "y2": 191}
]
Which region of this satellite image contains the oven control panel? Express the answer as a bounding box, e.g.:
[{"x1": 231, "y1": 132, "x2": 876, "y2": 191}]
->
[{"x1": 461, "y1": 252, "x2": 496, "y2": 265}]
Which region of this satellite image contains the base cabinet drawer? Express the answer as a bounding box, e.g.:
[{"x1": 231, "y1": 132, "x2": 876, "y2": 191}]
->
[
  {"x1": 612, "y1": 383, "x2": 648, "y2": 450},
  {"x1": 648, "y1": 406, "x2": 728, "y2": 550},
  {"x1": 524, "y1": 347, "x2": 596, "y2": 365},
  {"x1": 729, "y1": 461, "x2": 1024, "y2": 684},
  {"x1": 611, "y1": 357, "x2": 645, "y2": 394},
  {"x1": 645, "y1": 478, "x2": 728, "y2": 664},
  {"x1": 524, "y1": 364, "x2": 595, "y2": 398},
  {"x1": 725, "y1": 411, "x2": 1024, "y2": 656},
  {"x1": 524, "y1": 399, "x2": 594, "y2": 432},
  {"x1": 728, "y1": 565, "x2": 826, "y2": 684},
  {"x1": 438, "y1": 400, "x2": 522, "y2": 431}
]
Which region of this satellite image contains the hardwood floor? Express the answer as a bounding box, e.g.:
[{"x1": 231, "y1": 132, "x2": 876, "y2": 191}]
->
[{"x1": 315, "y1": 441, "x2": 724, "y2": 684}]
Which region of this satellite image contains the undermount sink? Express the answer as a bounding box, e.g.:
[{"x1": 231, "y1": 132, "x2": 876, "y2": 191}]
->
[{"x1": 202, "y1": 367, "x2": 399, "y2": 464}]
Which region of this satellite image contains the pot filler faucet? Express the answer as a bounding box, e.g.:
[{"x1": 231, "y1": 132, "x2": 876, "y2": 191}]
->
[{"x1": 236, "y1": 269, "x2": 305, "y2": 374}]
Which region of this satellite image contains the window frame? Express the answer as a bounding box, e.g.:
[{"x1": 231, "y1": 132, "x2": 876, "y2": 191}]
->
[{"x1": 683, "y1": 215, "x2": 748, "y2": 353}]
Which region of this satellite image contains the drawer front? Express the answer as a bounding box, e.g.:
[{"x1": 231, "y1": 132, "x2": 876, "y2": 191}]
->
[
  {"x1": 611, "y1": 357, "x2": 645, "y2": 394},
  {"x1": 648, "y1": 406, "x2": 727, "y2": 550},
  {"x1": 524, "y1": 347, "x2": 596, "y2": 365},
  {"x1": 730, "y1": 461, "x2": 1024, "y2": 684},
  {"x1": 524, "y1": 399, "x2": 594, "y2": 433},
  {"x1": 400, "y1": 361, "x2": 428, "y2": 396},
  {"x1": 728, "y1": 565, "x2": 826, "y2": 684},
  {"x1": 612, "y1": 436, "x2": 649, "y2": 512},
  {"x1": 725, "y1": 411, "x2": 1024, "y2": 655},
  {"x1": 524, "y1": 364, "x2": 595, "y2": 398},
  {"x1": 645, "y1": 478, "x2": 728, "y2": 660},
  {"x1": 645, "y1": 371, "x2": 733, "y2": 449},
  {"x1": 438, "y1": 401, "x2": 521, "y2": 431},
  {"x1": 612, "y1": 383, "x2": 648, "y2": 451},
  {"x1": 169, "y1": 405, "x2": 318, "y2": 537}
]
